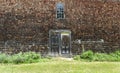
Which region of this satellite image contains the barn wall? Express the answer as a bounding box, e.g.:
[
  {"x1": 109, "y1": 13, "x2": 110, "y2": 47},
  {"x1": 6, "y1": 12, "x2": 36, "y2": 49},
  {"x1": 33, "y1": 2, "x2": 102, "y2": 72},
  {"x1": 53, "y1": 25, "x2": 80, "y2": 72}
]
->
[{"x1": 0, "y1": 0, "x2": 120, "y2": 54}]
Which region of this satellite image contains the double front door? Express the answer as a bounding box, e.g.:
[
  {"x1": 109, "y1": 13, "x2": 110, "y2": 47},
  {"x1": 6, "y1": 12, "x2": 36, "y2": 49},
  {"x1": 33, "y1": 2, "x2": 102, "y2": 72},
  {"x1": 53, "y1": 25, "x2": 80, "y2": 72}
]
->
[{"x1": 49, "y1": 30, "x2": 71, "y2": 55}]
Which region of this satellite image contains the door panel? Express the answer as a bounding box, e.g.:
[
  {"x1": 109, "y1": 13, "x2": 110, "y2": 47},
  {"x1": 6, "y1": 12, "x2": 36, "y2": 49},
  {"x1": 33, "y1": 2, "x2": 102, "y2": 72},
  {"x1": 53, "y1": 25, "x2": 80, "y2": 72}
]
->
[
  {"x1": 61, "y1": 35, "x2": 70, "y2": 54},
  {"x1": 50, "y1": 35, "x2": 59, "y2": 54}
]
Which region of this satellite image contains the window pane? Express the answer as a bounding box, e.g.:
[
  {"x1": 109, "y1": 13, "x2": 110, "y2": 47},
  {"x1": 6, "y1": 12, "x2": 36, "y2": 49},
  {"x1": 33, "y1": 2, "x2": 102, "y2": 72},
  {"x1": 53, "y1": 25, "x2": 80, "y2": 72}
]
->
[{"x1": 56, "y1": 3, "x2": 64, "y2": 19}]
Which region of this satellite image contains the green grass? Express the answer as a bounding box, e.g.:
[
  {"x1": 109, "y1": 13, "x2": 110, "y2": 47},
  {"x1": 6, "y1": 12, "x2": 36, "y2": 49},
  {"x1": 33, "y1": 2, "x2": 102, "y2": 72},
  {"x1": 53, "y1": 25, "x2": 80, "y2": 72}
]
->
[
  {"x1": 0, "y1": 59, "x2": 120, "y2": 73},
  {"x1": 74, "y1": 50, "x2": 120, "y2": 62},
  {"x1": 0, "y1": 52, "x2": 41, "y2": 64}
]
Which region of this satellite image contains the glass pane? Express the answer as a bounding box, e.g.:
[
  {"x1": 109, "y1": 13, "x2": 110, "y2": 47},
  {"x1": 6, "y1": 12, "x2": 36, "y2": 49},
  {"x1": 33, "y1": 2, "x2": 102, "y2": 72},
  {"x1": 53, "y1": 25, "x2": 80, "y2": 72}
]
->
[{"x1": 56, "y1": 3, "x2": 64, "y2": 19}]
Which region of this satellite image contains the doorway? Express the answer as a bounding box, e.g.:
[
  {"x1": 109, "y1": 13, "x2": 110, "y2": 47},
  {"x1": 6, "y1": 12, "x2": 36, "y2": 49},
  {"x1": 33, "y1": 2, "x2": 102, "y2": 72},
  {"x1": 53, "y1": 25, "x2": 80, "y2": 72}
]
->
[
  {"x1": 49, "y1": 30, "x2": 71, "y2": 56},
  {"x1": 61, "y1": 33, "x2": 70, "y2": 54}
]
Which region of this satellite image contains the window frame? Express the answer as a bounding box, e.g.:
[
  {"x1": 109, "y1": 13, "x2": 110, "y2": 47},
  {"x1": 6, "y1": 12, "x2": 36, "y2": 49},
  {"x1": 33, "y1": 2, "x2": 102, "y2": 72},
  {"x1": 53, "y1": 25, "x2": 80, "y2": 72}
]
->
[{"x1": 56, "y1": 3, "x2": 65, "y2": 19}]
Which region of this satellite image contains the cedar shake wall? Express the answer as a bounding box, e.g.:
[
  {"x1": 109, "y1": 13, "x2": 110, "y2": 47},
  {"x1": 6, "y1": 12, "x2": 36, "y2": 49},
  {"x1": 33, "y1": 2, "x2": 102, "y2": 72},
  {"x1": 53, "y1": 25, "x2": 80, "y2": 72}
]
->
[{"x1": 0, "y1": 0, "x2": 120, "y2": 54}]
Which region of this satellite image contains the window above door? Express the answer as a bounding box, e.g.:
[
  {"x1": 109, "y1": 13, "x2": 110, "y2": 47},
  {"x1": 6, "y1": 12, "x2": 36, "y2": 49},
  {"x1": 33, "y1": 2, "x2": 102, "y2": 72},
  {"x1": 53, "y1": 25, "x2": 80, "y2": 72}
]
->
[{"x1": 56, "y1": 3, "x2": 65, "y2": 19}]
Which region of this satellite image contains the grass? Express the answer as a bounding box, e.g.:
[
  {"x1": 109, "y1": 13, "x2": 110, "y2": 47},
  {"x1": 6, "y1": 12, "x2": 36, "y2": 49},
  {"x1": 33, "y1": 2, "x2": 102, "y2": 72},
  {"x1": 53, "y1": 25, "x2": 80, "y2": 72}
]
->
[
  {"x1": 0, "y1": 52, "x2": 41, "y2": 64},
  {"x1": 74, "y1": 50, "x2": 120, "y2": 62},
  {"x1": 0, "y1": 59, "x2": 120, "y2": 73}
]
